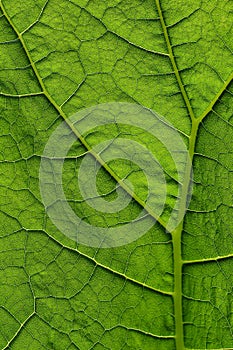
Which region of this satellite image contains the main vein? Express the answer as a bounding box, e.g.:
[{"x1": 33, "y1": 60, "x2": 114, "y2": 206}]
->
[
  {"x1": 155, "y1": 1, "x2": 233, "y2": 349},
  {"x1": 154, "y1": 1, "x2": 199, "y2": 349}
]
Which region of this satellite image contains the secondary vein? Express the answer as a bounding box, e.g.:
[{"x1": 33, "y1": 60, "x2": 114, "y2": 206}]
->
[
  {"x1": 155, "y1": 0, "x2": 196, "y2": 122},
  {"x1": 154, "y1": 2, "x2": 233, "y2": 348},
  {"x1": 34, "y1": 229, "x2": 173, "y2": 297},
  {"x1": 183, "y1": 253, "x2": 233, "y2": 265},
  {"x1": 0, "y1": 1, "x2": 168, "y2": 232},
  {"x1": 154, "y1": 1, "x2": 199, "y2": 349},
  {"x1": 197, "y1": 72, "x2": 233, "y2": 123}
]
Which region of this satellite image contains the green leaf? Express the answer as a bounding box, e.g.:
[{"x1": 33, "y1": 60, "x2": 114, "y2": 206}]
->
[{"x1": 0, "y1": 1, "x2": 232, "y2": 349}]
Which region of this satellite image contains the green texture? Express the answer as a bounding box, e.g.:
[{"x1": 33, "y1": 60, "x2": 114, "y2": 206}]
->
[{"x1": 0, "y1": 0, "x2": 232, "y2": 349}]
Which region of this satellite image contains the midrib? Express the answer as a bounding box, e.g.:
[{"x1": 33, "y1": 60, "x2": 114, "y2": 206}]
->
[
  {"x1": 154, "y1": 0, "x2": 200, "y2": 347},
  {"x1": 155, "y1": 1, "x2": 232, "y2": 349},
  {"x1": 172, "y1": 119, "x2": 200, "y2": 350}
]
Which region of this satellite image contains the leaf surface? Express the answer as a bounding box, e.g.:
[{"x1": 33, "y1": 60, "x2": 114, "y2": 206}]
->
[{"x1": 0, "y1": 0, "x2": 232, "y2": 349}]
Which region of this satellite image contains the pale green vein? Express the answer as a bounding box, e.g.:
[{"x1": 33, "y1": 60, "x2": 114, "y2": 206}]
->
[
  {"x1": 2, "y1": 312, "x2": 35, "y2": 350},
  {"x1": 170, "y1": 121, "x2": 199, "y2": 350},
  {"x1": 197, "y1": 72, "x2": 233, "y2": 123},
  {"x1": 19, "y1": 0, "x2": 49, "y2": 36},
  {"x1": 0, "y1": 91, "x2": 43, "y2": 98},
  {"x1": 155, "y1": 1, "x2": 200, "y2": 348},
  {"x1": 108, "y1": 325, "x2": 175, "y2": 339},
  {"x1": 171, "y1": 222, "x2": 185, "y2": 350},
  {"x1": 36, "y1": 312, "x2": 175, "y2": 340},
  {"x1": 0, "y1": 0, "x2": 168, "y2": 232},
  {"x1": 31, "y1": 229, "x2": 173, "y2": 297},
  {"x1": 70, "y1": 0, "x2": 169, "y2": 58},
  {"x1": 183, "y1": 253, "x2": 233, "y2": 265},
  {"x1": 155, "y1": 0, "x2": 196, "y2": 122},
  {"x1": 154, "y1": 2, "x2": 233, "y2": 349}
]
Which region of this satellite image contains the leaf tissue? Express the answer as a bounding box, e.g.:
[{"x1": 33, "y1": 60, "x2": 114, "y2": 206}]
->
[{"x1": 0, "y1": 0, "x2": 232, "y2": 349}]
